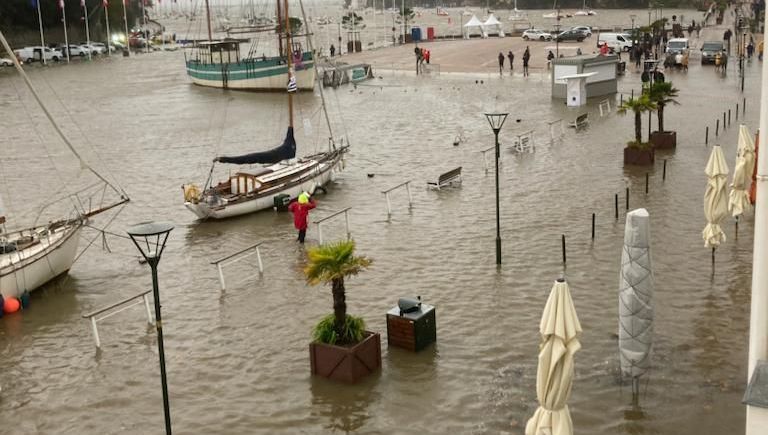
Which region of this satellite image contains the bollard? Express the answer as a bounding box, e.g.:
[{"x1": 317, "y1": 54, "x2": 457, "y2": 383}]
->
[
  {"x1": 743, "y1": 97, "x2": 746, "y2": 114},
  {"x1": 728, "y1": 109, "x2": 731, "y2": 126},
  {"x1": 736, "y1": 103, "x2": 739, "y2": 120},
  {"x1": 645, "y1": 173, "x2": 649, "y2": 194},
  {"x1": 716, "y1": 119, "x2": 720, "y2": 136},
  {"x1": 615, "y1": 193, "x2": 619, "y2": 220},
  {"x1": 663, "y1": 159, "x2": 667, "y2": 180},
  {"x1": 631, "y1": 89, "x2": 634, "y2": 99},
  {"x1": 723, "y1": 112, "x2": 726, "y2": 129},
  {"x1": 561, "y1": 234, "x2": 566, "y2": 264},
  {"x1": 591, "y1": 213, "x2": 595, "y2": 239},
  {"x1": 626, "y1": 187, "x2": 630, "y2": 211},
  {"x1": 620, "y1": 93, "x2": 624, "y2": 104},
  {"x1": 706, "y1": 126, "x2": 709, "y2": 144}
]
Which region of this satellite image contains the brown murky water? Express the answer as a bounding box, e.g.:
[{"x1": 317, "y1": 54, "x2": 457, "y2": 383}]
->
[{"x1": 0, "y1": 31, "x2": 763, "y2": 434}]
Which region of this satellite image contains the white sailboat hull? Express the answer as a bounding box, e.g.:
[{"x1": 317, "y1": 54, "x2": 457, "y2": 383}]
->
[
  {"x1": 187, "y1": 64, "x2": 316, "y2": 91},
  {"x1": 0, "y1": 224, "x2": 81, "y2": 299},
  {"x1": 185, "y1": 158, "x2": 341, "y2": 220}
]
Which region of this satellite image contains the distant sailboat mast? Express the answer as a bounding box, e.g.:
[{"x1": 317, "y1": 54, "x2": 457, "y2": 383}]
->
[
  {"x1": 285, "y1": 0, "x2": 294, "y2": 128},
  {"x1": 205, "y1": 0, "x2": 213, "y2": 41}
]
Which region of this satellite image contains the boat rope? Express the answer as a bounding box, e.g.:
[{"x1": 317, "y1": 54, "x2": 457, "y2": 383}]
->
[{"x1": 0, "y1": 30, "x2": 129, "y2": 203}]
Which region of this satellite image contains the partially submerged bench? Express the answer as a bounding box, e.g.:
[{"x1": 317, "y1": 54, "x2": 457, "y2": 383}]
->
[
  {"x1": 569, "y1": 113, "x2": 589, "y2": 129},
  {"x1": 427, "y1": 167, "x2": 462, "y2": 190}
]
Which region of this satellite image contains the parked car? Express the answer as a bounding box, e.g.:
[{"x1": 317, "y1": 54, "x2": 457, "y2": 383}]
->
[
  {"x1": 596, "y1": 32, "x2": 634, "y2": 52},
  {"x1": 701, "y1": 41, "x2": 725, "y2": 64},
  {"x1": 522, "y1": 29, "x2": 552, "y2": 41},
  {"x1": 0, "y1": 57, "x2": 13, "y2": 66},
  {"x1": 79, "y1": 42, "x2": 107, "y2": 54},
  {"x1": 13, "y1": 46, "x2": 63, "y2": 63},
  {"x1": 556, "y1": 29, "x2": 587, "y2": 42},
  {"x1": 571, "y1": 26, "x2": 592, "y2": 37},
  {"x1": 90, "y1": 42, "x2": 114, "y2": 53},
  {"x1": 59, "y1": 44, "x2": 89, "y2": 57}
]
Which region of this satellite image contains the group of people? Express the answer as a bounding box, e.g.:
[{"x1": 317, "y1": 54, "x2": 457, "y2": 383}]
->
[
  {"x1": 497, "y1": 47, "x2": 530, "y2": 76},
  {"x1": 414, "y1": 46, "x2": 432, "y2": 74}
]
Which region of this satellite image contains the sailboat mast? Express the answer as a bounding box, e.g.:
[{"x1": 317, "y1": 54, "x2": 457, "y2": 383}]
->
[
  {"x1": 277, "y1": 0, "x2": 283, "y2": 57},
  {"x1": 285, "y1": 0, "x2": 294, "y2": 128},
  {"x1": 205, "y1": 0, "x2": 213, "y2": 41}
]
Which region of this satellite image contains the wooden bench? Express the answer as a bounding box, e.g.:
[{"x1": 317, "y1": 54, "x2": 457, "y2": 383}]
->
[
  {"x1": 427, "y1": 167, "x2": 462, "y2": 190},
  {"x1": 569, "y1": 113, "x2": 589, "y2": 129}
]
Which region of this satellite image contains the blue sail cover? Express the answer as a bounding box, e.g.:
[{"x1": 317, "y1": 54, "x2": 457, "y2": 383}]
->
[{"x1": 217, "y1": 127, "x2": 296, "y2": 164}]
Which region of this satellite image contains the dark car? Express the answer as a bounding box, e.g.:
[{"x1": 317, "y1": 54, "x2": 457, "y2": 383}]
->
[
  {"x1": 556, "y1": 29, "x2": 587, "y2": 42},
  {"x1": 701, "y1": 41, "x2": 725, "y2": 64}
]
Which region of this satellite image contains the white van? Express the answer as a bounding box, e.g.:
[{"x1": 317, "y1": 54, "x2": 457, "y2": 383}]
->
[
  {"x1": 665, "y1": 38, "x2": 690, "y2": 55},
  {"x1": 13, "y1": 46, "x2": 63, "y2": 63},
  {"x1": 596, "y1": 33, "x2": 634, "y2": 52}
]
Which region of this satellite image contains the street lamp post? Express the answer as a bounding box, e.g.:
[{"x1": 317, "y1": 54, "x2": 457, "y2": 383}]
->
[
  {"x1": 484, "y1": 113, "x2": 508, "y2": 266},
  {"x1": 127, "y1": 221, "x2": 175, "y2": 435}
]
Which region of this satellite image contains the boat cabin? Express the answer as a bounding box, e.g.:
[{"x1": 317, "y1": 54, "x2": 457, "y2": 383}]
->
[
  {"x1": 230, "y1": 169, "x2": 272, "y2": 195},
  {"x1": 195, "y1": 40, "x2": 242, "y2": 65}
]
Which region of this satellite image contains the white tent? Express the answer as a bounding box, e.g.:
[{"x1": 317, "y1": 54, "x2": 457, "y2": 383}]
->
[
  {"x1": 463, "y1": 14, "x2": 485, "y2": 39},
  {"x1": 483, "y1": 14, "x2": 505, "y2": 37}
]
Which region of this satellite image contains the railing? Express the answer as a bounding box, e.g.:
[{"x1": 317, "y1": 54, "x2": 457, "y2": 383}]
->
[
  {"x1": 210, "y1": 242, "x2": 264, "y2": 291},
  {"x1": 313, "y1": 207, "x2": 352, "y2": 244},
  {"x1": 381, "y1": 181, "x2": 413, "y2": 219},
  {"x1": 547, "y1": 119, "x2": 565, "y2": 143},
  {"x1": 512, "y1": 130, "x2": 535, "y2": 153},
  {"x1": 480, "y1": 145, "x2": 502, "y2": 173},
  {"x1": 82, "y1": 290, "x2": 154, "y2": 348}
]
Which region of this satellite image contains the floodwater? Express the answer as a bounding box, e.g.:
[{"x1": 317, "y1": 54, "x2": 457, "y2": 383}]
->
[{"x1": 0, "y1": 32, "x2": 764, "y2": 434}]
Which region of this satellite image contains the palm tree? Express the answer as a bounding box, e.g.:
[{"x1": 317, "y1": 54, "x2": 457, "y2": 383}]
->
[
  {"x1": 649, "y1": 81, "x2": 680, "y2": 132},
  {"x1": 618, "y1": 95, "x2": 657, "y2": 144},
  {"x1": 305, "y1": 240, "x2": 372, "y2": 343}
]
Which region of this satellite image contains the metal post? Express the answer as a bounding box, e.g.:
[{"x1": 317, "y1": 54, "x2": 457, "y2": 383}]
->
[
  {"x1": 716, "y1": 119, "x2": 720, "y2": 135},
  {"x1": 256, "y1": 247, "x2": 264, "y2": 274},
  {"x1": 737, "y1": 103, "x2": 740, "y2": 120},
  {"x1": 591, "y1": 213, "x2": 595, "y2": 239},
  {"x1": 615, "y1": 193, "x2": 619, "y2": 220},
  {"x1": 405, "y1": 182, "x2": 413, "y2": 209},
  {"x1": 90, "y1": 316, "x2": 101, "y2": 348},
  {"x1": 663, "y1": 159, "x2": 667, "y2": 180},
  {"x1": 149, "y1": 263, "x2": 172, "y2": 435},
  {"x1": 384, "y1": 192, "x2": 392, "y2": 218},
  {"x1": 724, "y1": 112, "x2": 727, "y2": 129},
  {"x1": 626, "y1": 187, "x2": 630, "y2": 210},
  {"x1": 729, "y1": 109, "x2": 732, "y2": 126},
  {"x1": 645, "y1": 173, "x2": 649, "y2": 194},
  {"x1": 706, "y1": 126, "x2": 709, "y2": 144},
  {"x1": 143, "y1": 293, "x2": 154, "y2": 325},
  {"x1": 344, "y1": 210, "x2": 351, "y2": 240},
  {"x1": 561, "y1": 234, "x2": 566, "y2": 264},
  {"x1": 494, "y1": 130, "x2": 501, "y2": 265},
  {"x1": 216, "y1": 263, "x2": 226, "y2": 290}
]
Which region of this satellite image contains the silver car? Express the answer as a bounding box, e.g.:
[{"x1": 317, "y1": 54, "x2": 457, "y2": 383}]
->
[{"x1": 522, "y1": 29, "x2": 553, "y2": 41}]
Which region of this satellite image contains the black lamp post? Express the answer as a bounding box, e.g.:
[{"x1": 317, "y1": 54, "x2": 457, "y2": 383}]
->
[
  {"x1": 127, "y1": 221, "x2": 175, "y2": 435},
  {"x1": 484, "y1": 113, "x2": 508, "y2": 265}
]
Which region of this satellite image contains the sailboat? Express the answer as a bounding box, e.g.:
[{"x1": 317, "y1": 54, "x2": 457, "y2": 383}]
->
[
  {"x1": 184, "y1": 0, "x2": 315, "y2": 91},
  {"x1": 182, "y1": 0, "x2": 347, "y2": 221},
  {"x1": 508, "y1": 0, "x2": 527, "y2": 21},
  {"x1": 0, "y1": 31, "x2": 129, "y2": 300},
  {"x1": 574, "y1": 0, "x2": 597, "y2": 16}
]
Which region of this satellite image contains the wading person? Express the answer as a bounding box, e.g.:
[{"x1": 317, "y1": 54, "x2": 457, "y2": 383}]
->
[
  {"x1": 288, "y1": 192, "x2": 316, "y2": 244},
  {"x1": 330, "y1": 44, "x2": 336, "y2": 57},
  {"x1": 522, "y1": 46, "x2": 530, "y2": 77},
  {"x1": 498, "y1": 52, "x2": 505, "y2": 75},
  {"x1": 508, "y1": 50, "x2": 514, "y2": 71}
]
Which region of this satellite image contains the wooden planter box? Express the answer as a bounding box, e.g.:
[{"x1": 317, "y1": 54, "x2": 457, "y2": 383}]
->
[
  {"x1": 386, "y1": 304, "x2": 436, "y2": 352},
  {"x1": 650, "y1": 131, "x2": 677, "y2": 149},
  {"x1": 309, "y1": 331, "x2": 381, "y2": 383},
  {"x1": 624, "y1": 146, "x2": 655, "y2": 166}
]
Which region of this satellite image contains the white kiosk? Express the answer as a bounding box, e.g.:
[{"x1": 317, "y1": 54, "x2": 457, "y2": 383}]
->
[{"x1": 559, "y1": 72, "x2": 597, "y2": 107}]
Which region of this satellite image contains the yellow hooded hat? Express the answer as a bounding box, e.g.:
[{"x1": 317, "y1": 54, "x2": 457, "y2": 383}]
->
[{"x1": 298, "y1": 192, "x2": 310, "y2": 204}]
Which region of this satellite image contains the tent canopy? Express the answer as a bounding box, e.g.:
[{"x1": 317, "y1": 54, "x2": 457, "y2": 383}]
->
[
  {"x1": 463, "y1": 14, "x2": 484, "y2": 27},
  {"x1": 483, "y1": 14, "x2": 502, "y2": 26}
]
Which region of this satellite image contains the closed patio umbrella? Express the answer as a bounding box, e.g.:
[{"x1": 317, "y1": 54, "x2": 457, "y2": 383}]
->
[
  {"x1": 526, "y1": 278, "x2": 582, "y2": 435},
  {"x1": 729, "y1": 125, "x2": 756, "y2": 217},
  {"x1": 619, "y1": 208, "x2": 653, "y2": 396},
  {"x1": 703, "y1": 145, "x2": 729, "y2": 249}
]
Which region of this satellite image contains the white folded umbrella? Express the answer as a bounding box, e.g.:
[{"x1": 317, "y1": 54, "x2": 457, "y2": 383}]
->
[
  {"x1": 729, "y1": 125, "x2": 756, "y2": 217},
  {"x1": 703, "y1": 145, "x2": 729, "y2": 249}
]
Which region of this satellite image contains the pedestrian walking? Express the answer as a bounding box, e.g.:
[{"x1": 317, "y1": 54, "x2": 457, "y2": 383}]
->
[
  {"x1": 414, "y1": 45, "x2": 422, "y2": 74},
  {"x1": 508, "y1": 50, "x2": 514, "y2": 71},
  {"x1": 425, "y1": 49, "x2": 431, "y2": 64},
  {"x1": 288, "y1": 192, "x2": 316, "y2": 244},
  {"x1": 498, "y1": 52, "x2": 505, "y2": 75},
  {"x1": 522, "y1": 46, "x2": 530, "y2": 77},
  {"x1": 546, "y1": 50, "x2": 554, "y2": 69},
  {"x1": 330, "y1": 44, "x2": 335, "y2": 57},
  {"x1": 747, "y1": 41, "x2": 755, "y2": 58}
]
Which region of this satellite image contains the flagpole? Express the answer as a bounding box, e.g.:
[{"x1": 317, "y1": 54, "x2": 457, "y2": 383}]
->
[
  {"x1": 104, "y1": 1, "x2": 112, "y2": 56},
  {"x1": 62, "y1": 1, "x2": 71, "y2": 63},
  {"x1": 84, "y1": 0, "x2": 92, "y2": 60},
  {"x1": 36, "y1": 0, "x2": 46, "y2": 65},
  {"x1": 122, "y1": 0, "x2": 130, "y2": 56}
]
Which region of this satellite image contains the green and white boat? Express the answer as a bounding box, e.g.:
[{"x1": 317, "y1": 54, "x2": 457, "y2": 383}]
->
[{"x1": 185, "y1": 0, "x2": 315, "y2": 91}]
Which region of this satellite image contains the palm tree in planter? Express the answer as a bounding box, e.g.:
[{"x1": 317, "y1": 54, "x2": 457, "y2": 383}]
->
[
  {"x1": 649, "y1": 81, "x2": 680, "y2": 149},
  {"x1": 305, "y1": 240, "x2": 380, "y2": 383},
  {"x1": 618, "y1": 94, "x2": 657, "y2": 166}
]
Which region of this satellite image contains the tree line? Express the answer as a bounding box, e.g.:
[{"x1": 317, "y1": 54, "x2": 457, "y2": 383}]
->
[{"x1": 0, "y1": 0, "x2": 147, "y2": 31}]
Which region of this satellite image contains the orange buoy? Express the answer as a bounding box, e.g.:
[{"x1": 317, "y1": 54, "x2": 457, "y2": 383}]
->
[{"x1": 3, "y1": 297, "x2": 20, "y2": 314}]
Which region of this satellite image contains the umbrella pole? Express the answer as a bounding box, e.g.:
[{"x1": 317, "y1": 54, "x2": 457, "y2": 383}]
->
[
  {"x1": 736, "y1": 216, "x2": 739, "y2": 238},
  {"x1": 712, "y1": 247, "x2": 716, "y2": 264},
  {"x1": 631, "y1": 376, "x2": 640, "y2": 405}
]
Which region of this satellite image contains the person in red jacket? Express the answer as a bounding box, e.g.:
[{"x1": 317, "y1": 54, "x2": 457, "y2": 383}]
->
[{"x1": 288, "y1": 192, "x2": 316, "y2": 243}]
